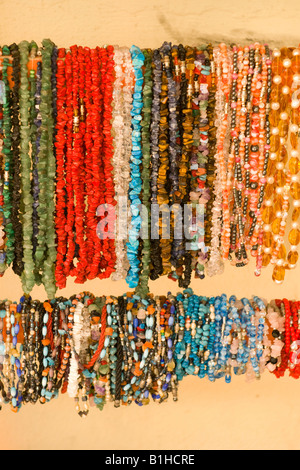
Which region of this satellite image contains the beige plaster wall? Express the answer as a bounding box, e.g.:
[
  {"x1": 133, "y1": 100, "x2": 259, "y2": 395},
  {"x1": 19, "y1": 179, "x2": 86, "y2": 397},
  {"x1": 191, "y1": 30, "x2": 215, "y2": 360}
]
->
[{"x1": 1, "y1": 0, "x2": 300, "y2": 450}]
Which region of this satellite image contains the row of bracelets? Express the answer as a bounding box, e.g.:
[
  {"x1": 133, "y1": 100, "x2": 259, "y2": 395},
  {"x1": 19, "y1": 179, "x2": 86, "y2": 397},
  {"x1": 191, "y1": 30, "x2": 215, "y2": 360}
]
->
[{"x1": 0, "y1": 290, "x2": 299, "y2": 416}]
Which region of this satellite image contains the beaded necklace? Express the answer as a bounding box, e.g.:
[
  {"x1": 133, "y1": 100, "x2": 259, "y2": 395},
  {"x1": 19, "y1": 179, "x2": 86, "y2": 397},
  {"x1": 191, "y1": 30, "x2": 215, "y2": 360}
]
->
[
  {"x1": 242, "y1": 297, "x2": 262, "y2": 380},
  {"x1": 84, "y1": 298, "x2": 108, "y2": 411},
  {"x1": 288, "y1": 301, "x2": 300, "y2": 378},
  {"x1": 87, "y1": 47, "x2": 105, "y2": 281},
  {"x1": 0, "y1": 303, "x2": 7, "y2": 407},
  {"x1": 137, "y1": 48, "x2": 153, "y2": 296},
  {"x1": 150, "y1": 48, "x2": 163, "y2": 280},
  {"x1": 10, "y1": 302, "x2": 22, "y2": 411},
  {"x1": 40, "y1": 39, "x2": 56, "y2": 298},
  {"x1": 251, "y1": 296, "x2": 268, "y2": 379},
  {"x1": 126, "y1": 46, "x2": 145, "y2": 289},
  {"x1": 218, "y1": 295, "x2": 233, "y2": 382},
  {"x1": 272, "y1": 299, "x2": 289, "y2": 378},
  {"x1": 32, "y1": 58, "x2": 42, "y2": 275},
  {"x1": 63, "y1": 49, "x2": 76, "y2": 279},
  {"x1": 119, "y1": 294, "x2": 134, "y2": 404},
  {"x1": 206, "y1": 44, "x2": 230, "y2": 277},
  {"x1": 39, "y1": 301, "x2": 54, "y2": 403},
  {"x1": 177, "y1": 46, "x2": 194, "y2": 288},
  {"x1": 181, "y1": 292, "x2": 201, "y2": 376},
  {"x1": 247, "y1": 45, "x2": 272, "y2": 276},
  {"x1": 108, "y1": 297, "x2": 118, "y2": 401},
  {"x1": 23, "y1": 300, "x2": 41, "y2": 403},
  {"x1": 266, "y1": 300, "x2": 285, "y2": 373},
  {"x1": 70, "y1": 45, "x2": 87, "y2": 284},
  {"x1": 263, "y1": 47, "x2": 298, "y2": 283},
  {"x1": 55, "y1": 48, "x2": 67, "y2": 289},
  {"x1": 163, "y1": 44, "x2": 179, "y2": 275},
  {"x1": 10, "y1": 43, "x2": 23, "y2": 276},
  {"x1": 0, "y1": 60, "x2": 5, "y2": 276},
  {"x1": 192, "y1": 45, "x2": 211, "y2": 279},
  {"x1": 1, "y1": 46, "x2": 14, "y2": 271},
  {"x1": 174, "y1": 293, "x2": 187, "y2": 381},
  {"x1": 82, "y1": 47, "x2": 94, "y2": 280},
  {"x1": 285, "y1": 49, "x2": 300, "y2": 273},
  {"x1": 169, "y1": 44, "x2": 182, "y2": 278},
  {"x1": 114, "y1": 296, "x2": 125, "y2": 407},
  {"x1": 99, "y1": 46, "x2": 116, "y2": 280},
  {"x1": 47, "y1": 300, "x2": 61, "y2": 398},
  {"x1": 228, "y1": 45, "x2": 252, "y2": 266},
  {"x1": 172, "y1": 45, "x2": 191, "y2": 287},
  {"x1": 55, "y1": 300, "x2": 71, "y2": 387},
  {"x1": 152, "y1": 294, "x2": 178, "y2": 401},
  {"x1": 134, "y1": 297, "x2": 156, "y2": 405},
  {"x1": 67, "y1": 297, "x2": 83, "y2": 399},
  {"x1": 19, "y1": 40, "x2": 35, "y2": 293},
  {"x1": 3, "y1": 301, "x2": 12, "y2": 400},
  {"x1": 208, "y1": 294, "x2": 226, "y2": 381},
  {"x1": 157, "y1": 42, "x2": 173, "y2": 276},
  {"x1": 204, "y1": 44, "x2": 217, "y2": 260},
  {"x1": 111, "y1": 47, "x2": 133, "y2": 282}
]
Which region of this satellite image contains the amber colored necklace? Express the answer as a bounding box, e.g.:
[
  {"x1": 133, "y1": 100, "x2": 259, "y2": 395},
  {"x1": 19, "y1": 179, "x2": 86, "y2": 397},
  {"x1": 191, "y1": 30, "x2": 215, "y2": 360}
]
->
[{"x1": 262, "y1": 47, "x2": 300, "y2": 283}]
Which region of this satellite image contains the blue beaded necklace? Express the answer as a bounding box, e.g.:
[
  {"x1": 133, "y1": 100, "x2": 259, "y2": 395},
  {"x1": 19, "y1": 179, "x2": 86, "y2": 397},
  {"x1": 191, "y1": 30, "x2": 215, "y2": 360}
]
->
[{"x1": 126, "y1": 46, "x2": 145, "y2": 289}]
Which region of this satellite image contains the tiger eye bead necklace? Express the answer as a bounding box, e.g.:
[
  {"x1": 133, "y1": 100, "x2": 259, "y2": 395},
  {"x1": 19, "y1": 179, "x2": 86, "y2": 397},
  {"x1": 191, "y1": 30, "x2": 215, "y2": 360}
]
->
[
  {"x1": 177, "y1": 46, "x2": 194, "y2": 288},
  {"x1": 150, "y1": 49, "x2": 163, "y2": 281},
  {"x1": 157, "y1": 43, "x2": 172, "y2": 276},
  {"x1": 137, "y1": 48, "x2": 153, "y2": 296}
]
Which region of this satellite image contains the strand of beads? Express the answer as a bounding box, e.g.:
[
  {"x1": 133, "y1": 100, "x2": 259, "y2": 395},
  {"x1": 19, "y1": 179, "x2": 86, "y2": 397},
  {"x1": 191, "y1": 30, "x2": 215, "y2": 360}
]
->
[
  {"x1": 98, "y1": 45, "x2": 116, "y2": 280},
  {"x1": 86, "y1": 47, "x2": 105, "y2": 280},
  {"x1": 285, "y1": 48, "x2": 300, "y2": 272},
  {"x1": 157, "y1": 42, "x2": 174, "y2": 277},
  {"x1": 1, "y1": 46, "x2": 14, "y2": 272},
  {"x1": 263, "y1": 47, "x2": 294, "y2": 283},
  {"x1": 0, "y1": 55, "x2": 6, "y2": 276},
  {"x1": 32, "y1": 55, "x2": 42, "y2": 281},
  {"x1": 67, "y1": 297, "x2": 84, "y2": 400},
  {"x1": 192, "y1": 45, "x2": 211, "y2": 280},
  {"x1": 177, "y1": 46, "x2": 195, "y2": 288},
  {"x1": 265, "y1": 300, "x2": 285, "y2": 372},
  {"x1": 19, "y1": 40, "x2": 34, "y2": 293},
  {"x1": 169, "y1": 45, "x2": 182, "y2": 278},
  {"x1": 206, "y1": 44, "x2": 231, "y2": 276},
  {"x1": 204, "y1": 45, "x2": 217, "y2": 274},
  {"x1": 10, "y1": 43, "x2": 23, "y2": 276},
  {"x1": 54, "y1": 48, "x2": 67, "y2": 289},
  {"x1": 229, "y1": 44, "x2": 252, "y2": 267},
  {"x1": 125, "y1": 46, "x2": 145, "y2": 289},
  {"x1": 70, "y1": 45, "x2": 87, "y2": 284},
  {"x1": 247, "y1": 45, "x2": 272, "y2": 276},
  {"x1": 111, "y1": 47, "x2": 133, "y2": 282},
  {"x1": 137, "y1": 48, "x2": 153, "y2": 296},
  {"x1": 150, "y1": 49, "x2": 163, "y2": 280}
]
